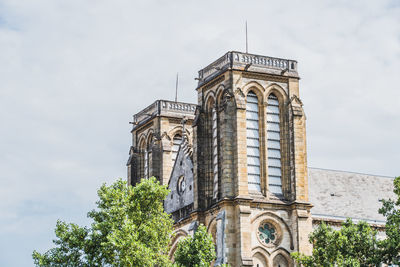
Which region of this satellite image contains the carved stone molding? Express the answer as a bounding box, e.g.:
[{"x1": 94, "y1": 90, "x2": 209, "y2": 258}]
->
[
  {"x1": 289, "y1": 95, "x2": 304, "y2": 117},
  {"x1": 234, "y1": 87, "x2": 246, "y2": 109}
]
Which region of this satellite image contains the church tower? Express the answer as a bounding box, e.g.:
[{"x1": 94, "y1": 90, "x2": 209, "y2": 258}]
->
[
  {"x1": 129, "y1": 51, "x2": 313, "y2": 266},
  {"x1": 127, "y1": 100, "x2": 196, "y2": 186}
]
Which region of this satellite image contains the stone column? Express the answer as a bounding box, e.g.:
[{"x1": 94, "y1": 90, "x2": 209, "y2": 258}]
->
[
  {"x1": 215, "y1": 210, "x2": 226, "y2": 266},
  {"x1": 237, "y1": 203, "x2": 253, "y2": 266},
  {"x1": 236, "y1": 108, "x2": 249, "y2": 197},
  {"x1": 288, "y1": 78, "x2": 308, "y2": 202}
]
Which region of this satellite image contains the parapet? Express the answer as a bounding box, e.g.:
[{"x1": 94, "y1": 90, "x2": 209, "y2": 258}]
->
[
  {"x1": 131, "y1": 100, "x2": 197, "y2": 131},
  {"x1": 197, "y1": 51, "x2": 299, "y2": 87}
]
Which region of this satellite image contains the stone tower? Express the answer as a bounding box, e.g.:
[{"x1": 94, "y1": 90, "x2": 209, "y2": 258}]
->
[
  {"x1": 129, "y1": 51, "x2": 312, "y2": 267},
  {"x1": 127, "y1": 100, "x2": 196, "y2": 186}
]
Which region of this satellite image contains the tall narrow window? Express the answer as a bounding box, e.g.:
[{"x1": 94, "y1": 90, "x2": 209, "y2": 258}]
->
[
  {"x1": 144, "y1": 148, "x2": 149, "y2": 178},
  {"x1": 246, "y1": 91, "x2": 261, "y2": 192},
  {"x1": 212, "y1": 107, "x2": 219, "y2": 199},
  {"x1": 146, "y1": 136, "x2": 153, "y2": 178},
  {"x1": 267, "y1": 94, "x2": 282, "y2": 195},
  {"x1": 172, "y1": 134, "x2": 182, "y2": 164},
  {"x1": 139, "y1": 140, "x2": 146, "y2": 179}
]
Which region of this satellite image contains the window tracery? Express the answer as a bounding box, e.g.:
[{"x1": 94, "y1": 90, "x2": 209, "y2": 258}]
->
[{"x1": 258, "y1": 222, "x2": 276, "y2": 244}]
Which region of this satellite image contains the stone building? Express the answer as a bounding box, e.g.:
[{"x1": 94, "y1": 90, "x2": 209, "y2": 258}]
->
[{"x1": 126, "y1": 51, "x2": 395, "y2": 267}]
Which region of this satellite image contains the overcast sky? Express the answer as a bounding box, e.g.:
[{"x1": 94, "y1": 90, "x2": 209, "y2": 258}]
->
[{"x1": 0, "y1": 0, "x2": 399, "y2": 266}]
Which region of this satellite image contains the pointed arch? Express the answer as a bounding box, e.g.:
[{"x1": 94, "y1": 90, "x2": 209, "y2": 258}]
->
[
  {"x1": 215, "y1": 84, "x2": 226, "y2": 108},
  {"x1": 265, "y1": 83, "x2": 288, "y2": 101},
  {"x1": 242, "y1": 81, "x2": 265, "y2": 98},
  {"x1": 207, "y1": 216, "x2": 217, "y2": 244},
  {"x1": 168, "y1": 229, "x2": 189, "y2": 261},
  {"x1": 204, "y1": 90, "x2": 216, "y2": 110},
  {"x1": 270, "y1": 248, "x2": 293, "y2": 267},
  {"x1": 144, "y1": 132, "x2": 154, "y2": 178},
  {"x1": 138, "y1": 136, "x2": 147, "y2": 179},
  {"x1": 167, "y1": 126, "x2": 191, "y2": 142},
  {"x1": 251, "y1": 246, "x2": 271, "y2": 267}
]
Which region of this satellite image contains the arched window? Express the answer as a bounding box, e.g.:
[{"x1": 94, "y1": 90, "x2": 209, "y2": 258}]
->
[
  {"x1": 144, "y1": 148, "x2": 148, "y2": 178},
  {"x1": 246, "y1": 91, "x2": 261, "y2": 192},
  {"x1": 267, "y1": 94, "x2": 282, "y2": 195},
  {"x1": 147, "y1": 141, "x2": 152, "y2": 178},
  {"x1": 212, "y1": 107, "x2": 218, "y2": 199},
  {"x1": 139, "y1": 139, "x2": 146, "y2": 179},
  {"x1": 144, "y1": 134, "x2": 153, "y2": 179},
  {"x1": 172, "y1": 134, "x2": 182, "y2": 164},
  {"x1": 273, "y1": 254, "x2": 289, "y2": 267}
]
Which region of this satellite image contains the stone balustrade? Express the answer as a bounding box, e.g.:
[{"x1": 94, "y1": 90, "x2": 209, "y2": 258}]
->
[
  {"x1": 198, "y1": 51, "x2": 298, "y2": 86},
  {"x1": 132, "y1": 100, "x2": 197, "y2": 126}
]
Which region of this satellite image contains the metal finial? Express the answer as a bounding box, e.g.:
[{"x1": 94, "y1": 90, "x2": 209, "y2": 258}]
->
[
  {"x1": 175, "y1": 72, "x2": 179, "y2": 102},
  {"x1": 245, "y1": 20, "x2": 248, "y2": 53}
]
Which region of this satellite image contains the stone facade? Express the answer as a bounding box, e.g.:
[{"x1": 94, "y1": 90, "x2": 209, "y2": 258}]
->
[
  {"x1": 127, "y1": 51, "x2": 395, "y2": 267},
  {"x1": 127, "y1": 100, "x2": 196, "y2": 186}
]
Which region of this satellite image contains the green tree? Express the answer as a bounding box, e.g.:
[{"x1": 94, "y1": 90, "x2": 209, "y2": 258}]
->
[
  {"x1": 32, "y1": 177, "x2": 174, "y2": 267},
  {"x1": 174, "y1": 224, "x2": 216, "y2": 267},
  {"x1": 292, "y1": 176, "x2": 400, "y2": 266},
  {"x1": 292, "y1": 219, "x2": 381, "y2": 266},
  {"x1": 379, "y1": 176, "x2": 400, "y2": 265}
]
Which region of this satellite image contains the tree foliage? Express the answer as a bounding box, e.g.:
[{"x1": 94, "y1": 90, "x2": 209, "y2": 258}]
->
[
  {"x1": 173, "y1": 224, "x2": 216, "y2": 267},
  {"x1": 292, "y1": 219, "x2": 381, "y2": 267},
  {"x1": 33, "y1": 177, "x2": 174, "y2": 267},
  {"x1": 292, "y1": 176, "x2": 400, "y2": 266},
  {"x1": 379, "y1": 176, "x2": 400, "y2": 265}
]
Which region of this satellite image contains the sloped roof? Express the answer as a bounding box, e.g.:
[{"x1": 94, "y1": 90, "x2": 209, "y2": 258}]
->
[{"x1": 308, "y1": 168, "x2": 396, "y2": 223}]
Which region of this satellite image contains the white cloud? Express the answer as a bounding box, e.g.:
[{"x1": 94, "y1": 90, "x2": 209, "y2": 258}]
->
[{"x1": 0, "y1": 0, "x2": 399, "y2": 265}]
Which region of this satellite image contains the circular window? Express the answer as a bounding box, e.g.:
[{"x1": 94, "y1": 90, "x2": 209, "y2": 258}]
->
[
  {"x1": 177, "y1": 176, "x2": 186, "y2": 195},
  {"x1": 258, "y1": 222, "x2": 277, "y2": 245}
]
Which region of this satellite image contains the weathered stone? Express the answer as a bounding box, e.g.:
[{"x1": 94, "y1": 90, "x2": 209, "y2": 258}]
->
[{"x1": 127, "y1": 51, "x2": 393, "y2": 267}]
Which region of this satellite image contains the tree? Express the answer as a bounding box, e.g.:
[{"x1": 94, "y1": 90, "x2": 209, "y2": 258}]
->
[
  {"x1": 173, "y1": 224, "x2": 216, "y2": 267},
  {"x1": 292, "y1": 219, "x2": 381, "y2": 266},
  {"x1": 32, "y1": 177, "x2": 174, "y2": 267},
  {"x1": 292, "y1": 176, "x2": 400, "y2": 266},
  {"x1": 379, "y1": 176, "x2": 400, "y2": 265}
]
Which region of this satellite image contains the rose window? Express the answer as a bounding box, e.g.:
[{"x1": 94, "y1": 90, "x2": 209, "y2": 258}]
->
[{"x1": 258, "y1": 222, "x2": 276, "y2": 244}]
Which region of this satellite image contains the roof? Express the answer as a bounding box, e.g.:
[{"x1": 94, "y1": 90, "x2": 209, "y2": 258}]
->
[{"x1": 308, "y1": 167, "x2": 396, "y2": 224}]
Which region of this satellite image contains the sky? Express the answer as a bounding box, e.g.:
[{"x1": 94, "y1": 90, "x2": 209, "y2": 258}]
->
[{"x1": 0, "y1": 0, "x2": 399, "y2": 266}]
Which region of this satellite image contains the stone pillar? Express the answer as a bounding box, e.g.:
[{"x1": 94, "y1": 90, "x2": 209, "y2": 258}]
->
[
  {"x1": 237, "y1": 203, "x2": 253, "y2": 266},
  {"x1": 219, "y1": 89, "x2": 236, "y2": 199},
  {"x1": 236, "y1": 108, "x2": 249, "y2": 197},
  {"x1": 296, "y1": 209, "x2": 313, "y2": 255},
  {"x1": 192, "y1": 121, "x2": 199, "y2": 210},
  {"x1": 288, "y1": 78, "x2": 308, "y2": 202},
  {"x1": 215, "y1": 210, "x2": 226, "y2": 266}
]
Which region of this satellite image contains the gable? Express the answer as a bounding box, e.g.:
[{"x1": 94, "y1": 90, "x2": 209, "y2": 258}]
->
[{"x1": 164, "y1": 139, "x2": 194, "y2": 217}]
